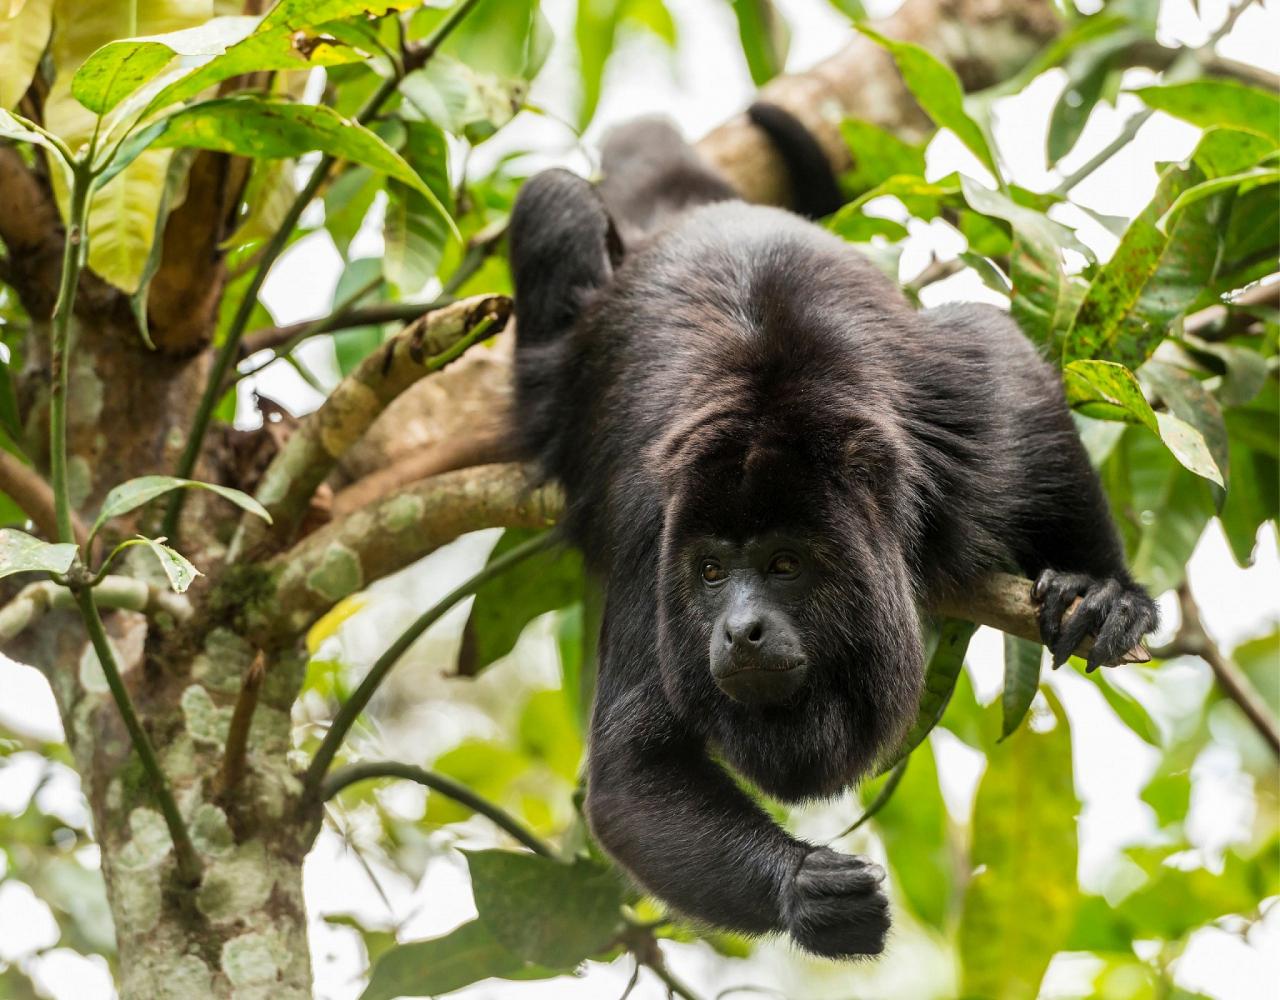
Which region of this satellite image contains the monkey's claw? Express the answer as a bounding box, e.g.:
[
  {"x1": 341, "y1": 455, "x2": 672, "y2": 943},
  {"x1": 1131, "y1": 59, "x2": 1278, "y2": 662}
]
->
[
  {"x1": 1032, "y1": 569, "x2": 1158, "y2": 672},
  {"x1": 782, "y1": 847, "x2": 889, "y2": 958}
]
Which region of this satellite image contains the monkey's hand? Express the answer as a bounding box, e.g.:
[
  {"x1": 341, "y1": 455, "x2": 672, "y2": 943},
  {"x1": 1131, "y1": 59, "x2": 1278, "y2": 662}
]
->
[
  {"x1": 781, "y1": 847, "x2": 890, "y2": 958},
  {"x1": 1033, "y1": 570, "x2": 1158, "y2": 672}
]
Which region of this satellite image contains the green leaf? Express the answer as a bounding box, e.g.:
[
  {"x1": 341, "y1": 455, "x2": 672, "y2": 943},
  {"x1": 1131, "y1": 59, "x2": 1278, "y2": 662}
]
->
[
  {"x1": 827, "y1": 212, "x2": 909, "y2": 243},
  {"x1": 878, "y1": 618, "x2": 976, "y2": 774},
  {"x1": 1086, "y1": 668, "x2": 1161, "y2": 746},
  {"x1": 330, "y1": 258, "x2": 387, "y2": 375},
  {"x1": 1000, "y1": 635, "x2": 1042, "y2": 740},
  {"x1": 1139, "y1": 360, "x2": 1229, "y2": 489},
  {"x1": 384, "y1": 121, "x2": 453, "y2": 293},
  {"x1": 855, "y1": 26, "x2": 999, "y2": 179},
  {"x1": 72, "y1": 40, "x2": 175, "y2": 114},
  {"x1": 1063, "y1": 359, "x2": 1159, "y2": 434},
  {"x1": 361, "y1": 919, "x2": 556, "y2": 1000},
  {"x1": 960, "y1": 692, "x2": 1079, "y2": 1000},
  {"x1": 0, "y1": 108, "x2": 68, "y2": 161},
  {"x1": 730, "y1": 0, "x2": 789, "y2": 87},
  {"x1": 574, "y1": 0, "x2": 625, "y2": 131},
  {"x1": 425, "y1": 741, "x2": 526, "y2": 826},
  {"x1": 323, "y1": 165, "x2": 378, "y2": 258},
  {"x1": 0, "y1": 529, "x2": 78, "y2": 580},
  {"x1": 839, "y1": 118, "x2": 926, "y2": 197},
  {"x1": 0, "y1": 0, "x2": 54, "y2": 110},
  {"x1": 90, "y1": 475, "x2": 271, "y2": 540},
  {"x1": 134, "y1": 535, "x2": 201, "y2": 593},
  {"x1": 827, "y1": 0, "x2": 867, "y2": 18},
  {"x1": 1047, "y1": 50, "x2": 1120, "y2": 165},
  {"x1": 465, "y1": 850, "x2": 625, "y2": 967},
  {"x1": 1133, "y1": 80, "x2": 1280, "y2": 146},
  {"x1": 401, "y1": 52, "x2": 526, "y2": 143},
  {"x1": 1063, "y1": 151, "x2": 1232, "y2": 369},
  {"x1": 959, "y1": 176, "x2": 1081, "y2": 346},
  {"x1": 462, "y1": 529, "x2": 584, "y2": 675},
  {"x1": 149, "y1": 97, "x2": 454, "y2": 235},
  {"x1": 1157, "y1": 168, "x2": 1280, "y2": 232}
]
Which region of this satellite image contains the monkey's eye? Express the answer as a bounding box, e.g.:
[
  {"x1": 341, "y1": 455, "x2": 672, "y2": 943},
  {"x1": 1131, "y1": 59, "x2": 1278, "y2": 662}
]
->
[
  {"x1": 700, "y1": 560, "x2": 726, "y2": 585},
  {"x1": 768, "y1": 553, "x2": 801, "y2": 578}
]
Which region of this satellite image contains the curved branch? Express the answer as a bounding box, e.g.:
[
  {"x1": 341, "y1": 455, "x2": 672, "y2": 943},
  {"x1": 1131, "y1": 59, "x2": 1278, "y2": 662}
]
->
[
  {"x1": 0, "y1": 575, "x2": 192, "y2": 646},
  {"x1": 0, "y1": 451, "x2": 89, "y2": 546},
  {"x1": 321, "y1": 760, "x2": 554, "y2": 857},
  {"x1": 260, "y1": 462, "x2": 560, "y2": 645},
  {"x1": 231, "y1": 295, "x2": 511, "y2": 558}
]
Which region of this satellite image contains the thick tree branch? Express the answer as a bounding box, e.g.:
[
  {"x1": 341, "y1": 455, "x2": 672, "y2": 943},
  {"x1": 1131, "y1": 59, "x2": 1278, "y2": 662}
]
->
[
  {"x1": 259, "y1": 462, "x2": 560, "y2": 644},
  {"x1": 1151, "y1": 584, "x2": 1280, "y2": 756},
  {"x1": 231, "y1": 295, "x2": 510, "y2": 559},
  {"x1": 0, "y1": 451, "x2": 88, "y2": 546},
  {"x1": 0, "y1": 575, "x2": 192, "y2": 646}
]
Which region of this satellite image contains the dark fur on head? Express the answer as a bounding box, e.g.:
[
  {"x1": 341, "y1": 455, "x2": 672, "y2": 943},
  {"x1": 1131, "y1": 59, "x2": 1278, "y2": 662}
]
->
[{"x1": 505, "y1": 114, "x2": 1157, "y2": 958}]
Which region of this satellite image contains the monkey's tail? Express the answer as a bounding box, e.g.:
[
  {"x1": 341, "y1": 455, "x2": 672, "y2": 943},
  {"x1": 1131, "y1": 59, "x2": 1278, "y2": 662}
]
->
[{"x1": 746, "y1": 102, "x2": 844, "y2": 220}]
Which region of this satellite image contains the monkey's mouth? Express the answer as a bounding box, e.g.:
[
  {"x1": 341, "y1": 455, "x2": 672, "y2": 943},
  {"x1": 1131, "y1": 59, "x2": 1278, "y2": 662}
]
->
[{"x1": 713, "y1": 658, "x2": 809, "y2": 706}]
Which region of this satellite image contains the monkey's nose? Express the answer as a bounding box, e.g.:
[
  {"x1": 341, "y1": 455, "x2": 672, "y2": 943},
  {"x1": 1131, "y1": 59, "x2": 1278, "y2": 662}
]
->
[{"x1": 724, "y1": 615, "x2": 765, "y2": 647}]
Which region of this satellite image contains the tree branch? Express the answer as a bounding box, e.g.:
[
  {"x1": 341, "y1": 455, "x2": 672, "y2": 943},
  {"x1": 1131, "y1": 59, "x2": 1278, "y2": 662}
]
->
[
  {"x1": 321, "y1": 760, "x2": 554, "y2": 856},
  {"x1": 231, "y1": 294, "x2": 511, "y2": 559},
  {"x1": 1183, "y1": 278, "x2": 1279, "y2": 340},
  {"x1": 261, "y1": 462, "x2": 560, "y2": 645},
  {"x1": 213, "y1": 650, "x2": 265, "y2": 800},
  {"x1": 0, "y1": 575, "x2": 192, "y2": 646},
  {"x1": 300, "y1": 531, "x2": 555, "y2": 797},
  {"x1": 0, "y1": 451, "x2": 89, "y2": 547},
  {"x1": 1151, "y1": 584, "x2": 1280, "y2": 756}
]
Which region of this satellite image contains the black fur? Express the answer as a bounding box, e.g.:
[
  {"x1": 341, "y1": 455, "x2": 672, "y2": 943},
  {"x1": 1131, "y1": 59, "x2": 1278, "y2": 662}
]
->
[
  {"x1": 746, "y1": 102, "x2": 844, "y2": 218},
  {"x1": 506, "y1": 117, "x2": 1156, "y2": 958}
]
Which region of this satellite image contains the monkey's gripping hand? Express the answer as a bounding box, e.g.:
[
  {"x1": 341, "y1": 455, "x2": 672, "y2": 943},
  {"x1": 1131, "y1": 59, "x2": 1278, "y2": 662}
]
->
[
  {"x1": 586, "y1": 684, "x2": 891, "y2": 958},
  {"x1": 1033, "y1": 569, "x2": 1159, "y2": 672},
  {"x1": 782, "y1": 847, "x2": 890, "y2": 957}
]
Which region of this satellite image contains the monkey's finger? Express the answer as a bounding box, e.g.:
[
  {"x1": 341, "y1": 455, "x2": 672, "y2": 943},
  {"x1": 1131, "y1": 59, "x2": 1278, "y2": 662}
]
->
[
  {"x1": 1086, "y1": 590, "x2": 1151, "y2": 671},
  {"x1": 1053, "y1": 581, "x2": 1119, "y2": 668},
  {"x1": 1038, "y1": 574, "x2": 1088, "y2": 653}
]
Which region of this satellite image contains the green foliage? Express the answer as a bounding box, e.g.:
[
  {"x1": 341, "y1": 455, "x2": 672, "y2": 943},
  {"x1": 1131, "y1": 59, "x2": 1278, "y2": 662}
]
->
[
  {"x1": 0, "y1": 528, "x2": 78, "y2": 579},
  {"x1": 89, "y1": 475, "x2": 270, "y2": 541}
]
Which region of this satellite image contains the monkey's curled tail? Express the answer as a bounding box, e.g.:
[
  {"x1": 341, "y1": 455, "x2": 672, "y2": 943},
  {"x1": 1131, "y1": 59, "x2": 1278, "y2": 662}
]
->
[{"x1": 746, "y1": 102, "x2": 844, "y2": 220}]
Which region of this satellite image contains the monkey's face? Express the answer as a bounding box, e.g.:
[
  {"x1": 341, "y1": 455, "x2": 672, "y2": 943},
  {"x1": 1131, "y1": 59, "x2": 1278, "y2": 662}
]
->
[{"x1": 655, "y1": 441, "x2": 925, "y2": 802}]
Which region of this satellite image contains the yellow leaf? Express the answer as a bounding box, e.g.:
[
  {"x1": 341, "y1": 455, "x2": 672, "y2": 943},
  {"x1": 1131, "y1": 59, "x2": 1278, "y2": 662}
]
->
[
  {"x1": 306, "y1": 593, "x2": 367, "y2": 654},
  {"x1": 0, "y1": 0, "x2": 53, "y2": 109}
]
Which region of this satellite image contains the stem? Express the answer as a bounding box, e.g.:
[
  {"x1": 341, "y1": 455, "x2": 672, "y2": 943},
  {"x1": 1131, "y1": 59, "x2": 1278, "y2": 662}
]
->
[
  {"x1": 71, "y1": 586, "x2": 202, "y2": 885},
  {"x1": 49, "y1": 164, "x2": 91, "y2": 546},
  {"x1": 1052, "y1": 0, "x2": 1253, "y2": 198},
  {"x1": 214, "y1": 651, "x2": 265, "y2": 799},
  {"x1": 832, "y1": 757, "x2": 908, "y2": 841},
  {"x1": 321, "y1": 761, "x2": 554, "y2": 856},
  {"x1": 302, "y1": 532, "x2": 555, "y2": 796}
]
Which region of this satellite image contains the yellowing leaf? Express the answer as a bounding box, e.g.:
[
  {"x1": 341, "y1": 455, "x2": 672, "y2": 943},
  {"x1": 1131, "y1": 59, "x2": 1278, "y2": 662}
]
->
[
  {"x1": 306, "y1": 593, "x2": 367, "y2": 654},
  {"x1": 0, "y1": 0, "x2": 53, "y2": 109}
]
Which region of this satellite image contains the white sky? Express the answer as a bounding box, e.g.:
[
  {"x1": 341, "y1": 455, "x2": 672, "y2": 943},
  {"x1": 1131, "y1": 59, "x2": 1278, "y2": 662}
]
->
[{"x1": 2, "y1": 0, "x2": 1279, "y2": 998}]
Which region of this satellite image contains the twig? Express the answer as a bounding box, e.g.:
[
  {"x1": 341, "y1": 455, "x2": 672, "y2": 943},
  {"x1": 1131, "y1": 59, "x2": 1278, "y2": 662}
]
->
[
  {"x1": 905, "y1": 256, "x2": 965, "y2": 296},
  {"x1": 237, "y1": 301, "x2": 441, "y2": 363},
  {"x1": 640, "y1": 951, "x2": 702, "y2": 1000},
  {"x1": 1152, "y1": 584, "x2": 1279, "y2": 756},
  {"x1": 321, "y1": 760, "x2": 554, "y2": 856},
  {"x1": 0, "y1": 575, "x2": 192, "y2": 646},
  {"x1": 163, "y1": 0, "x2": 486, "y2": 541},
  {"x1": 300, "y1": 532, "x2": 555, "y2": 798},
  {"x1": 213, "y1": 651, "x2": 265, "y2": 799},
  {"x1": 831, "y1": 757, "x2": 908, "y2": 841},
  {"x1": 1052, "y1": 0, "x2": 1255, "y2": 197},
  {"x1": 0, "y1": 451, "x2": 89, "y2": 547},
  {"x1": 72, "y1": 586, "x2": 202, "y2": 885},
  {"x1": 1183, "y1": 278, "x2": 1279, "y2": 340}
]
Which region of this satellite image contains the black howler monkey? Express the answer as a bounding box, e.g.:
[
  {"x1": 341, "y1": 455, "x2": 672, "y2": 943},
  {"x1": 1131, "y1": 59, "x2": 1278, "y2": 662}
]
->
[{"x1": 506, "y1": 106, "x2": 1157, "y2": 958}]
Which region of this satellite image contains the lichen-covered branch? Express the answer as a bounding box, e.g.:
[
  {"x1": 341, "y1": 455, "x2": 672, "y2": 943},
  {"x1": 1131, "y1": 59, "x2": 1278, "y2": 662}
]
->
[
  {"x1": 233, "y1": 295, "x2": 511, "y2": 557},
  {"x1": 257, "y1": 462, "x2": 559, "y2": 644},
  {"x1": 0, "y1": 575, "x2": 192, "y2": 646}
]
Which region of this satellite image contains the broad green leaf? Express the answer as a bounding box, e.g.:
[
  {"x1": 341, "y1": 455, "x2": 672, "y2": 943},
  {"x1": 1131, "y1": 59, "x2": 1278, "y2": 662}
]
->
[
  {"x1": 878, "y1": 618, "x2": 976, "y2": 774},
  {"x1": 133, "y1": 535, "x2": 201, "y2": 593},
  {"x1": 574, "y1": 0, "x2": 623, "y2": 130},
  {"x1": 43, "y1": 0, "x2": 212, "y2": 292},
  {"x1": 828, "y1": 212, "x2": 908, "y2": 243},
  {"x1": 959, "y1": 176, "x2": 1081, "y2": 346},
  {"x1": 462, "y1": 529, "x2": 584, "y2": 675},
  {"x1": 839, "y1": 118, "x2": 925, "y2": 197},
  {"x1": 1133, "y1": 80, "x2": 1280, "y2": 146},
  {"x1": 517, "y1": 688, "x2": 583, "y2": 781},
  {"x1": 730, "y1": 0, "x2": 789, "y2": 87},
  {"x1": 827, "y1": 0, "x2": 867, "y2": 18},
  {"x1": 1220, "y1": 406, "x2": 1279, "y2": 566},
  {"x1": 0, "y1": 109, "x2": 67, "y2": 161},
  {"x1": 425, "y1": 741, "x2": 526, "y2": 826},
  {"x1": 869, "y1": 739, "x2": 953, "y2": 929},
  {"x1": 1157, "y1": 168, "x2": 1279, "y2": 232},
  {"x1": 1063, "y1": 154, "x2": 1231, "y2": 369},
  {"x1": 400, "y1": 52, "x2": 526, "y2": 142},
  {"x1": 0, "y1": 0, "x2": 53, "y2": 109},
  {"x1": 1000, "y1": 635, "x2": 1042, "y2": 740},
  {"x1": 465, "y1": 850, "x2": 625, "y2": 967},
  {"x1": 384, "y1": 121, "x2": 453, "y2": 293},
  {"x1": 361, "y1": 919, "x2": 556, "y2": 1000},
  {"x1": 1139, "y1": 360, "x2": 1229, "y2": 488},
  {"x1": 1048, "y1": 54, "x2": 1117, "y2": 165},
  {"x1": 1140, "y1": 766, "x2": 1191, "y2": 828},
  {"x1": 1153, "y1": 411, "x2": 1224, "y2": 487},
  {"x1": 1190, "y1": 126, "x2": 1279, "y2": 179},
  {"x1": 0, "y1": 529, "x2": 78, "y2": 579},
  {"x1": 1063, "y1": 360, "x2": 1159, "y2": 434},
  {"x1": 323, "y1": 165, "x2": 378, "y2": 257},
  {"x1": 959, "y1": 251, "x2": 1011, "y2": 295},
  {"x1": 435, "y1": 0, "x2": 552, "y2": 83},
  {"x1": 330, "y1": 258, "x2": 387, "y2": 375},
  {"x1": 223, "y1": 157, "x2": 296, "y2": 249},
  {"x1": 72, "y1": 40, "x2": 174, "y2": 114},
  {"x1": 856, "y1": 26, "x2": 999, "y2": 179},
  {"x1": 90, "y1": 475, "x2": 271, "y2": 539},
  {"x1": 960, "y1": 692, "x2": 1078, "y2": 1000}
]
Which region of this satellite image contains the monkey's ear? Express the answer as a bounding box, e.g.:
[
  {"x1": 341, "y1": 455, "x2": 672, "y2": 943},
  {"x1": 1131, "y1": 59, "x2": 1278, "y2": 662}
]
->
[{"x1": 508, "y1": 168, "x2": 623, "y2": 346}]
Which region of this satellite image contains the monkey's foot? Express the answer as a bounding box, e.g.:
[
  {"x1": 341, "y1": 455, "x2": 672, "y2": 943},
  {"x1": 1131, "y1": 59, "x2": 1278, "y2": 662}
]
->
[
  {"x1": 1033, "y1": 570, "x2": 1158, "y2": 672},
  {"x1": 781, "y1": 847, "x2": 889, "y2": 958}
]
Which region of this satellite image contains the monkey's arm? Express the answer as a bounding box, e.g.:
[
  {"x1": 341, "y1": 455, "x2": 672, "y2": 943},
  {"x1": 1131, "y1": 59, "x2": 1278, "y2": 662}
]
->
[{"x1": 586, "y1": 616, "x2": 888, "y2": 956}]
